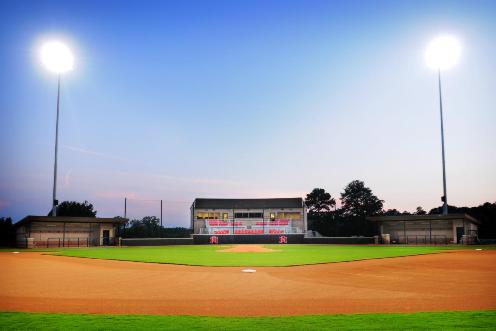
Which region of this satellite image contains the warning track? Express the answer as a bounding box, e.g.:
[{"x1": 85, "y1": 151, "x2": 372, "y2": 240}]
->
[{"x1": 0, "y1": 250, "x2": 495, "y2": 316}]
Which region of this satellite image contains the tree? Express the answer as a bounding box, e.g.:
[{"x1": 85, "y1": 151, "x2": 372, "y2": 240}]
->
[
  {"x1": 428, "y1": 204, "x2": 461, "y2": 215},
  {"x1": 428, "y1": 202, "x2": 496, "y2": 239},
  {"x1": 123, "y1": 216, "x2": 161, "y2": 237},
  {"x1": 0, "y1": 217, "x2": 16, "y2": 247},
  {"x1": 119, "y1": 216, "x2": 192, "y2": 238},
  {"x1": 141, "y1": 216, "x2": 161, "y2": 235},
  {"x1": 55, "y1": 201, "x2": 97, "y2": 217},
  {"x1": 305, "y1": 188, "x2": 336, "y2": 213},
  {"x1": 470, "y1": 202, "x2": 496, "y2": 239},
  {"x1": 383, "y1": 209, "x2": 401, "y2": 216},
  {"x1": 340, "y1": 180, "x2": 384, "y2": 217},
  {"x1": 415, "y1": 206, "x2": 426, "y2": 215}
]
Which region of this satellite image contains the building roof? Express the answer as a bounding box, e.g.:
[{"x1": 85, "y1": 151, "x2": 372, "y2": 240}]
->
[
  {"x1": 193, "y1": 198, "x2": 304, "y2": 209},
  {"x1": 14, "y1": 216, "x2": 128, "y2": 228},
  {"x1": 367, "y1": 213, "x2": 480, "y2": 225}
]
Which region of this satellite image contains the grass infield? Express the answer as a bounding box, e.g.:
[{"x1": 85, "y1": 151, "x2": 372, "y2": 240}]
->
[
  {"x1": 44, "y1": 244, "x2": 457, "y2": 266},
  {"x1": 1, "y1": 311, "x2": 495, "y2": 330}
]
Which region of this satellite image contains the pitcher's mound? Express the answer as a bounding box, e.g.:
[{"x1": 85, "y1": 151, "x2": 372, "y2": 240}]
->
[{"x1": 218, "y1": 244, "x2": 278, "y2": 253}]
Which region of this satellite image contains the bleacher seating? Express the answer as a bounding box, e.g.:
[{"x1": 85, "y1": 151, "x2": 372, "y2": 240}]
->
[
  {"x1": 213, "y1": 229, "x2": 230, "y2": 234},
  {"x1": 254, "y1": 219, "x2": 289, "y2": 226},
  {"x1": 234, "y1": 229, "x2": 264, "y2": 235},
  {"x1": 207, "y1": 220, "x2": 242, "y2": 226},
  {"x1": 205, "y1": 218, "x2": 292, "y2": 235}
]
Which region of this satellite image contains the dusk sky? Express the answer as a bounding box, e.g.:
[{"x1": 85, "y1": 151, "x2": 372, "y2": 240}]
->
[{"x1": 1, "y1": 0, "x2": 495, "y2": 226}]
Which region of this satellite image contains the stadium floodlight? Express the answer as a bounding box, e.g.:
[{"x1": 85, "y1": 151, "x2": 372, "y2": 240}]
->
[
  {"x1": 425, "y1": 35, "x2": 461, "y2": 70},
  {"x1": 425, "y1": 35, "x2": 461, "y2": 215},
  {"x1": 40, "y1": 40, "x2": 74, "y2": 216},
  {"x1": 41, "y1": 41, "x2": 74, "y2": 74}
]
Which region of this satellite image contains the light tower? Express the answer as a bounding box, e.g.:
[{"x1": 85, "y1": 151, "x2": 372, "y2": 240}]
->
[
  {"x1": 40, "y1": 41, "x2": 74, "y2": 216},
  {"x1": 425, "y1": 35, "x2": 461, "y2": 215}
]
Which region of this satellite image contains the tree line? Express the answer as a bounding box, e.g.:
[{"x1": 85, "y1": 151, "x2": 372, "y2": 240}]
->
[
  {"x1": 1, "y1": 184, "x2": 495, "y2": 246},
  {"x1": 117, "y1": 216, "x2": 191, "y2": 238},
  {"x1": 304, "y1": 180, "x2": 496, "y2": 238}
]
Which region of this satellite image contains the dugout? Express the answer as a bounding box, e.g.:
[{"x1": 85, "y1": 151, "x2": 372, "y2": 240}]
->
[
  {"x1": 368, "y1": 214, "x2": 480, "y2": 244},
  {"x1": 15, "y1": 216, "x2": 128, "y2": 248}
]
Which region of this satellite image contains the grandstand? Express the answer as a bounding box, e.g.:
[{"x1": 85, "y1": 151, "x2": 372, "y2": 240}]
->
[{"x1": 190, "y1": 198, "x2": 307, "y2": 236}]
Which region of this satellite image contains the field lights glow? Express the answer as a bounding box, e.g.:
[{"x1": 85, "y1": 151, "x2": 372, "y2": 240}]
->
[
  {"x1": 425, "y1": 35, "x2": 461, "y2": 70},
  {"x1": 40, "y1": 41, "x2": 74, "y2": 74}
]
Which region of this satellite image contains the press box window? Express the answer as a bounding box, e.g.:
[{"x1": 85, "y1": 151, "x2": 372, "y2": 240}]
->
[
  {"x1": 197, "y1": 212, "x2": 220, "y2": 219},
  {"x1": 234, "y1": 212, "x2": 263, "y2": 218}
]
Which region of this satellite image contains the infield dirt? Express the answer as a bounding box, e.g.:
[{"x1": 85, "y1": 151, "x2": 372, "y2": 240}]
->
[
  {"x1": 217, "y1": 244, "x2": 278, "y2": 252},
  {"x1": 1, "y1": 250, "x2": 495, "y2": 316}
]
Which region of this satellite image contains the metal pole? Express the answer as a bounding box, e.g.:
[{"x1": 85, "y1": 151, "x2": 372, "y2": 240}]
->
[
  {"x1": 124, "y1": 197, "x2": 127, "y2": 219},
  {"x1": 438, "y1": 69, "x2": 448, "y2": 215},
  {"x1": 262, "y1": 209, "x2": 265, "y2": 234},
  {"x1": 63, "y1": 222, "x2": 66, "y2": 247},
  {"x1": 51, "y1": 75, "x2": 61, "y2": 216},
  {"x1": 429, "y1": 220, "x2": 432, "y2": 244},
  {"x1": 160, "y1": 200, "x2": 163, "y2": 238}
]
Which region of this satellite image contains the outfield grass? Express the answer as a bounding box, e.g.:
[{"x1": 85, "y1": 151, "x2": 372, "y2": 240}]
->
[
  {"x1": 1, "y1": 311, "x2": 495, "y2": 330},
  {"x1": 42, "y1": 244, "x2": 459, "y2": 266}
]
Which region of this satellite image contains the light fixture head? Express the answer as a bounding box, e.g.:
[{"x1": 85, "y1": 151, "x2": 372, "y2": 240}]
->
[
  {"x1": 40, "y1": 41, "x2": 74, "y2": 74},
  {"x1": 425, "y1": 35, "x2": 461, "y2": 70}
]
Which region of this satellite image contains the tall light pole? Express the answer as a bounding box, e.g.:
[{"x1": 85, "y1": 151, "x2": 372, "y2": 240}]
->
[
  {"x1": 40, "y1": 41, "x2": 74, "y2": 216},
  {"x1": 425, "y1": 35, "x2": 461, "y2": 215}
]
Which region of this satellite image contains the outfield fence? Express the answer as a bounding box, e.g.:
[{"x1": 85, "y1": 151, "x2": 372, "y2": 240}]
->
[
  {"x1": 121, "y1": 238, "x2": 194, "y2": 246},
  {"x1": 303, "y1": 236, "x2": 377, "y2": 244}
]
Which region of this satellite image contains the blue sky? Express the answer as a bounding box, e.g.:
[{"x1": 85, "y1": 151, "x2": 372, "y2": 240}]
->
[{"x1": 1, "y1": 0, "x2": 495, "y2": 225}]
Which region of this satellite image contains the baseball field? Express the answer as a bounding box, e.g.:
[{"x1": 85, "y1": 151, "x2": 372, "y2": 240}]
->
[{"x1": 1, "y1": 244, "x2": 495, "y2": 330}]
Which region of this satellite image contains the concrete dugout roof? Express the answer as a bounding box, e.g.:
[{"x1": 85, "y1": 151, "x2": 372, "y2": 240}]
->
[{"x1": 14, "y1": 216, "x2": 128, "y2": 228}]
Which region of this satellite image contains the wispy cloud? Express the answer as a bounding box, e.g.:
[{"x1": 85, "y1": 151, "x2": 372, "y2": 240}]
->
[
  {"x1": 95, "y1": 191, "x2": 138, "y2": 199},
  {"x1": 156, "y1": 174, "x2": 243, "y2": 188},
  {"x1": 63, "y1": 145, "x2": 128, "y2": 161},
  {"x1": 0, "y1": 199, "x2": 10, "y2": 210},
  {"x1": 63, "y1": 169, "x2": 73, "y2": 187}
]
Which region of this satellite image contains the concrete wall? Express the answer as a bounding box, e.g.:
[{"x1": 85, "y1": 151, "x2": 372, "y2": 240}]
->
[
  {"x1": 303, "y1": 237, "x2": 376, "y2": 244},
  {"x1": 193, "y1": 234, "x2": 305, "y2": 244},
  {"x1": 452, "y1": 219, "x2": 478, "y2": 244},
  {"x1": 98, "y1": 223, "x2": 116, "y2": 245}
]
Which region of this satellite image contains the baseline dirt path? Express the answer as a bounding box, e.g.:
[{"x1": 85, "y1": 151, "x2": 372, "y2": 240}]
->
[{"x1": 1, "y1": 250, "x2": 495, "y2": 316}]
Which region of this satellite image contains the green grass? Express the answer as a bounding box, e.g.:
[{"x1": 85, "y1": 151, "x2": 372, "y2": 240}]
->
[
  {"x1": 41, "y1": 244, "x2": 460, "y2": 266},
  {"x1": 3, "y1": 245, "x2": 495, "y2": 267},
  {"x1": 1, "y1": 311, "x2": 495, "y2": 330}
]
